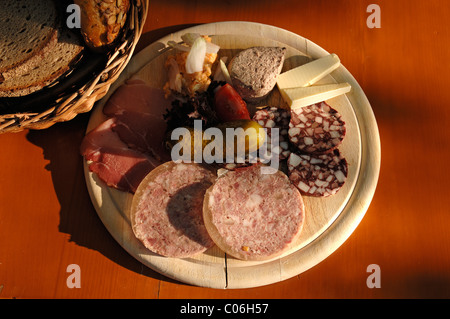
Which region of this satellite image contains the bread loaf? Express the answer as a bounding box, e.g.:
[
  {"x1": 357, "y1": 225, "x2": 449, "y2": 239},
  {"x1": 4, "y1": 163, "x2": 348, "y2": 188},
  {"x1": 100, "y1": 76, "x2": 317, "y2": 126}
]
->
[{"x1": 74, "y1": 0, "x2": 130, "y2": 50}]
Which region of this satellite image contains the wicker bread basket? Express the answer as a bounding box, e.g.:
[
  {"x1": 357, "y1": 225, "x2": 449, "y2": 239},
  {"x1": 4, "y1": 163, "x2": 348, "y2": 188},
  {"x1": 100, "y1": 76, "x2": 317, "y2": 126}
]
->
[{"x1": 0, "y1": 0, "x2": 148, "y2": 133}]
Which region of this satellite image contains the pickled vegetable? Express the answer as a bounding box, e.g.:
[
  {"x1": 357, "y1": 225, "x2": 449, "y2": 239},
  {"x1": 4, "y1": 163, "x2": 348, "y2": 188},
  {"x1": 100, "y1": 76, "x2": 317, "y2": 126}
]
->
[
  {"x1": 216, "y1": 119, "x2": 266, "y2": 157},
  {"x1": 166, "y1": 119, "x2": 266, "y2": 162}
]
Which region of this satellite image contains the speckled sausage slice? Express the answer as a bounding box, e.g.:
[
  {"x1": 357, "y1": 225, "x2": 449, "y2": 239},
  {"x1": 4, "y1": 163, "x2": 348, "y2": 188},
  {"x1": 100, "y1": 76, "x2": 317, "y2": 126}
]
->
[
  {"x1": 203, "y1": 164, "x2": 305, "y2": 261},
  {"x1": 287, "y1": 149, "x2": 348, "y2": 197},
  {"x1": 289, "y1": 101, "x2": 346, "y2": 154},
  {"x1": 131, "y1": 161, "x2": 216, "y2": 258},
  {"x1": 252, "y1": 106, "x2": 291, "y2": 160}
]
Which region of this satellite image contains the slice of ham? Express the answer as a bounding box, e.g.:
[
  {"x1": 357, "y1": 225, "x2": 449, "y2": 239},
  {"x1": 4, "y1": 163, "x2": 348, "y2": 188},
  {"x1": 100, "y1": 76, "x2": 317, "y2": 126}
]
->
[
  {"x1": 102, "y1": 79, "x2": 172, "y2": 162},
  {"x1": 81, "y1": 118, "x2": 160, "y2": 193},
  {"x1": 81, "y1": 79, "x2": 174, "y2": 193}
]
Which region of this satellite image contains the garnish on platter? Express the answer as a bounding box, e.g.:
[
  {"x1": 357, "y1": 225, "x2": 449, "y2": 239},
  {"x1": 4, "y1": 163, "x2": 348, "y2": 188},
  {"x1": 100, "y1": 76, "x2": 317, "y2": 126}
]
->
[{"x1": 164, "y1": 33, "x2": 220, "y2": 98}]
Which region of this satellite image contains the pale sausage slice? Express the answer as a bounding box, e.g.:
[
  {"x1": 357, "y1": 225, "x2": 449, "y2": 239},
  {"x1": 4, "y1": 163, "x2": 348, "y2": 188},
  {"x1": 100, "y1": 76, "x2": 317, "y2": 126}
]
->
[
  {"x1": 203, "y1": 164, "x2": 305, "y2": 261},
  {"x1": 131, "y1": 161, "x2": 216, "y2": 258}
]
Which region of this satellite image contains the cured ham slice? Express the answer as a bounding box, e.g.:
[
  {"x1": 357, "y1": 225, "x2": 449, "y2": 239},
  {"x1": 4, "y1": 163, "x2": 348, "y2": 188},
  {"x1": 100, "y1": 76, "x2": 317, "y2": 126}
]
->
[
  {"x1": 102, "y1": 79, "x2": 172, "y2": 162},
  {"x1": 81, "y1": 79, "x2": 174, "y2": 193},
  {"x1": 81, "y1": 118, "x2": 160, "y2": 193}
]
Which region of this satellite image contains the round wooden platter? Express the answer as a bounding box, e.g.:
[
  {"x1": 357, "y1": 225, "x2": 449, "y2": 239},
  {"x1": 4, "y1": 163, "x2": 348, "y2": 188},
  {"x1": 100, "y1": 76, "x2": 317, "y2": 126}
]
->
[{"x1": 83, "y1": 22, "x2": 381, "y2": 289}]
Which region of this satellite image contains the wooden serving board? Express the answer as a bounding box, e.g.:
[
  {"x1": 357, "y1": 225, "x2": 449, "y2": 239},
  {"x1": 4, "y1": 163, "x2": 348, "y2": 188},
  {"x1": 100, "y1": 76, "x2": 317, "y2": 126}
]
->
[{"x1": 83, "y1": 22, "x2": 380, "y2": 289}]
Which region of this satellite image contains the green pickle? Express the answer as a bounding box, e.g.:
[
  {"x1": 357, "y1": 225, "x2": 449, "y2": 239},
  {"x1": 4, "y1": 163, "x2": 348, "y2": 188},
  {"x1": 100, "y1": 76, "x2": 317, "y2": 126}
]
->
[
  {"x1": 166, "y1": 119, "x2": 266, "y2": 160},
  {"x1": 165, "y1": 126, "x2": 206, "y2": 158},
  {"x1": 217, "y1": 119, "x2": 266, "y2": 156}
]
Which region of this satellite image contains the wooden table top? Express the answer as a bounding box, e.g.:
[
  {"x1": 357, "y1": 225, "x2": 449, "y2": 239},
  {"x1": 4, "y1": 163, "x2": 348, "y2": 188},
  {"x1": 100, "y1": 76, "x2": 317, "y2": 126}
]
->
[{"x1": 1, "y1": 0, "x2": 450, "y2": 299}]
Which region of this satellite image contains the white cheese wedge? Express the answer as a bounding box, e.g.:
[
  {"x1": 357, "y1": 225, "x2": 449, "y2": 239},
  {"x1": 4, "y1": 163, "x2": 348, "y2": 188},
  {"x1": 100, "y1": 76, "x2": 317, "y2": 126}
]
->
[
  {"x1": 276, "y1": 53, "x2": 341, "y2": 100},
  {"x1": 281, "y1": 83, "x2": 351, "y2": 110}
]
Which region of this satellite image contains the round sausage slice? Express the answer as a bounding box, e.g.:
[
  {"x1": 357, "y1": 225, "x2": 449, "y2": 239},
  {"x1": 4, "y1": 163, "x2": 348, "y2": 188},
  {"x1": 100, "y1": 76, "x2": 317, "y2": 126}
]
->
[
  {"x1": 131, "y1": 161, "x2": 216, "y2": 258},
  {"x1": 252, "y1": 106, "x2": 291, "y2": 160},
  {"x1": 203, "y1": 164, "x2": 305, "y2": 261},
  {"x1": 287, "y1": 149, "x2": 348, "y2": 197},
  {"x1": 289, "y1": 101, "x2": 346, "y2": 154}
]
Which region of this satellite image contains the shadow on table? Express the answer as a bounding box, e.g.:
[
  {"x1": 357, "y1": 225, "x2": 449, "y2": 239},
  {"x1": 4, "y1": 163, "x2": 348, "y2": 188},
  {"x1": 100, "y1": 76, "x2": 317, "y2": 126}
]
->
[
  {"x1": 26, "y1": 112, "x2": 187, "y2": 287},
  {"x1": 23, "y1": 25, "x2": 208, "y2": 288}
]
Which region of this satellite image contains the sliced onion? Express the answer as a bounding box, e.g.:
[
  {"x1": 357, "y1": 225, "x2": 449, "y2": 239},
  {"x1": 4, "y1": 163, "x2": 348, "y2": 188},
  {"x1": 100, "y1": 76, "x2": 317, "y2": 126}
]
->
[
  {"x1": 213, "y1": 56, "x2": 227, "y2": 81},
  {"x1": 213, "y1": 56, "x2": 232, "y2": 85},
  {"x1": 205, "y1": 42, "x2": 220, "y2": 54},
  {"x1": 167, "y1": 58, "x2": 182, "y2": 92},
  {"x1": 181, "y1": 33, "x2": 200, "y2": 46},
  {"x1": 167, "y1": 40, "x2": 190, "y2": 52},
  {"x1": 185, "y1": 37, "x2": 206, "y2": 74},
  {"x1": 220, "y1": 57, "x2": 232, "y2": 84},
  {"x1": 181, "y1": 33, "x2": 220, "y2": 53}
]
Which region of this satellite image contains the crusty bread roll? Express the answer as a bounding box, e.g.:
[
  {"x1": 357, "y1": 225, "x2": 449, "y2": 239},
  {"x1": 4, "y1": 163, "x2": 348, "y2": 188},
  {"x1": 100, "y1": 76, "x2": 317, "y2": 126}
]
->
[{"x1": 74, "y1": 0, "x2": 130, "y2": 50}]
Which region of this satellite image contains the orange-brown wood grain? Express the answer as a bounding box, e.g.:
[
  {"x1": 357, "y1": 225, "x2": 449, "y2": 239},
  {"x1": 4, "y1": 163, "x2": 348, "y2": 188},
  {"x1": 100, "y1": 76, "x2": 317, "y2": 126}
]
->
[{"x1": 1, "y1": 0, "x2": 450, "y2": 299}]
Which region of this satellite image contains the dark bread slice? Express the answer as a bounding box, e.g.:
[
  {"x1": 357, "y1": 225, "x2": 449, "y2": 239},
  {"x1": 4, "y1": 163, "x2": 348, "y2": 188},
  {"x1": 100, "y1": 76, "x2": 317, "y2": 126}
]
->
[
  {"x1": 228, "y1": 47, "x2": 286, "y2": 102},
  {"x1": 0, "y1": 0, "x2": 59, "y2": 79},
  {"x1": 0, "y1": 50, "x2": 108, "y2": 115},
  {"x1": 0, "y1": 27, "x2": 84, "y2": 98}
]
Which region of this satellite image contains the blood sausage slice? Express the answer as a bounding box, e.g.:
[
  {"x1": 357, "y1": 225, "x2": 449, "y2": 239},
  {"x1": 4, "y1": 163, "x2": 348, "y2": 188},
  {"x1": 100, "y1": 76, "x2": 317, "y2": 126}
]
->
[
  {"x1": 252, "y1": 106, "x2": 291, "y2": 160},
  {"x1": 289, "y1": 101, "x2": 345, "y2": 154},
  {"x1": 287, "y1": 149, "x2": 348, "y2": 197},
  {"x1": 131, "y1": 161, "x2": 216, "y2": 258},
  {"x1": 203, "y1": 164, "x2": 305, "y2": 261}
]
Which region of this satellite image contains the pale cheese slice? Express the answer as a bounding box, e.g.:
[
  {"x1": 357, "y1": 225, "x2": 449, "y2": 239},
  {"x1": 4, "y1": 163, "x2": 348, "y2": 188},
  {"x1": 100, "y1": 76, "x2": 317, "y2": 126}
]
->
[
  {"x1": 281, "y1": 83, "x2": 351, "y2": 110},
  {"x1": 276, "y1": 53, "x2": 341, "y2": 100}
]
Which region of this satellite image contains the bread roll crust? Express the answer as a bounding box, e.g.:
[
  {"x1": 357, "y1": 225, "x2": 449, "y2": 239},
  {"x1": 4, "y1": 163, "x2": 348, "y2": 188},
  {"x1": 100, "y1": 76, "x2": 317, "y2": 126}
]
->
[{"x1": 74, "y1": 0, "x2": 130, "y2": 50}]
